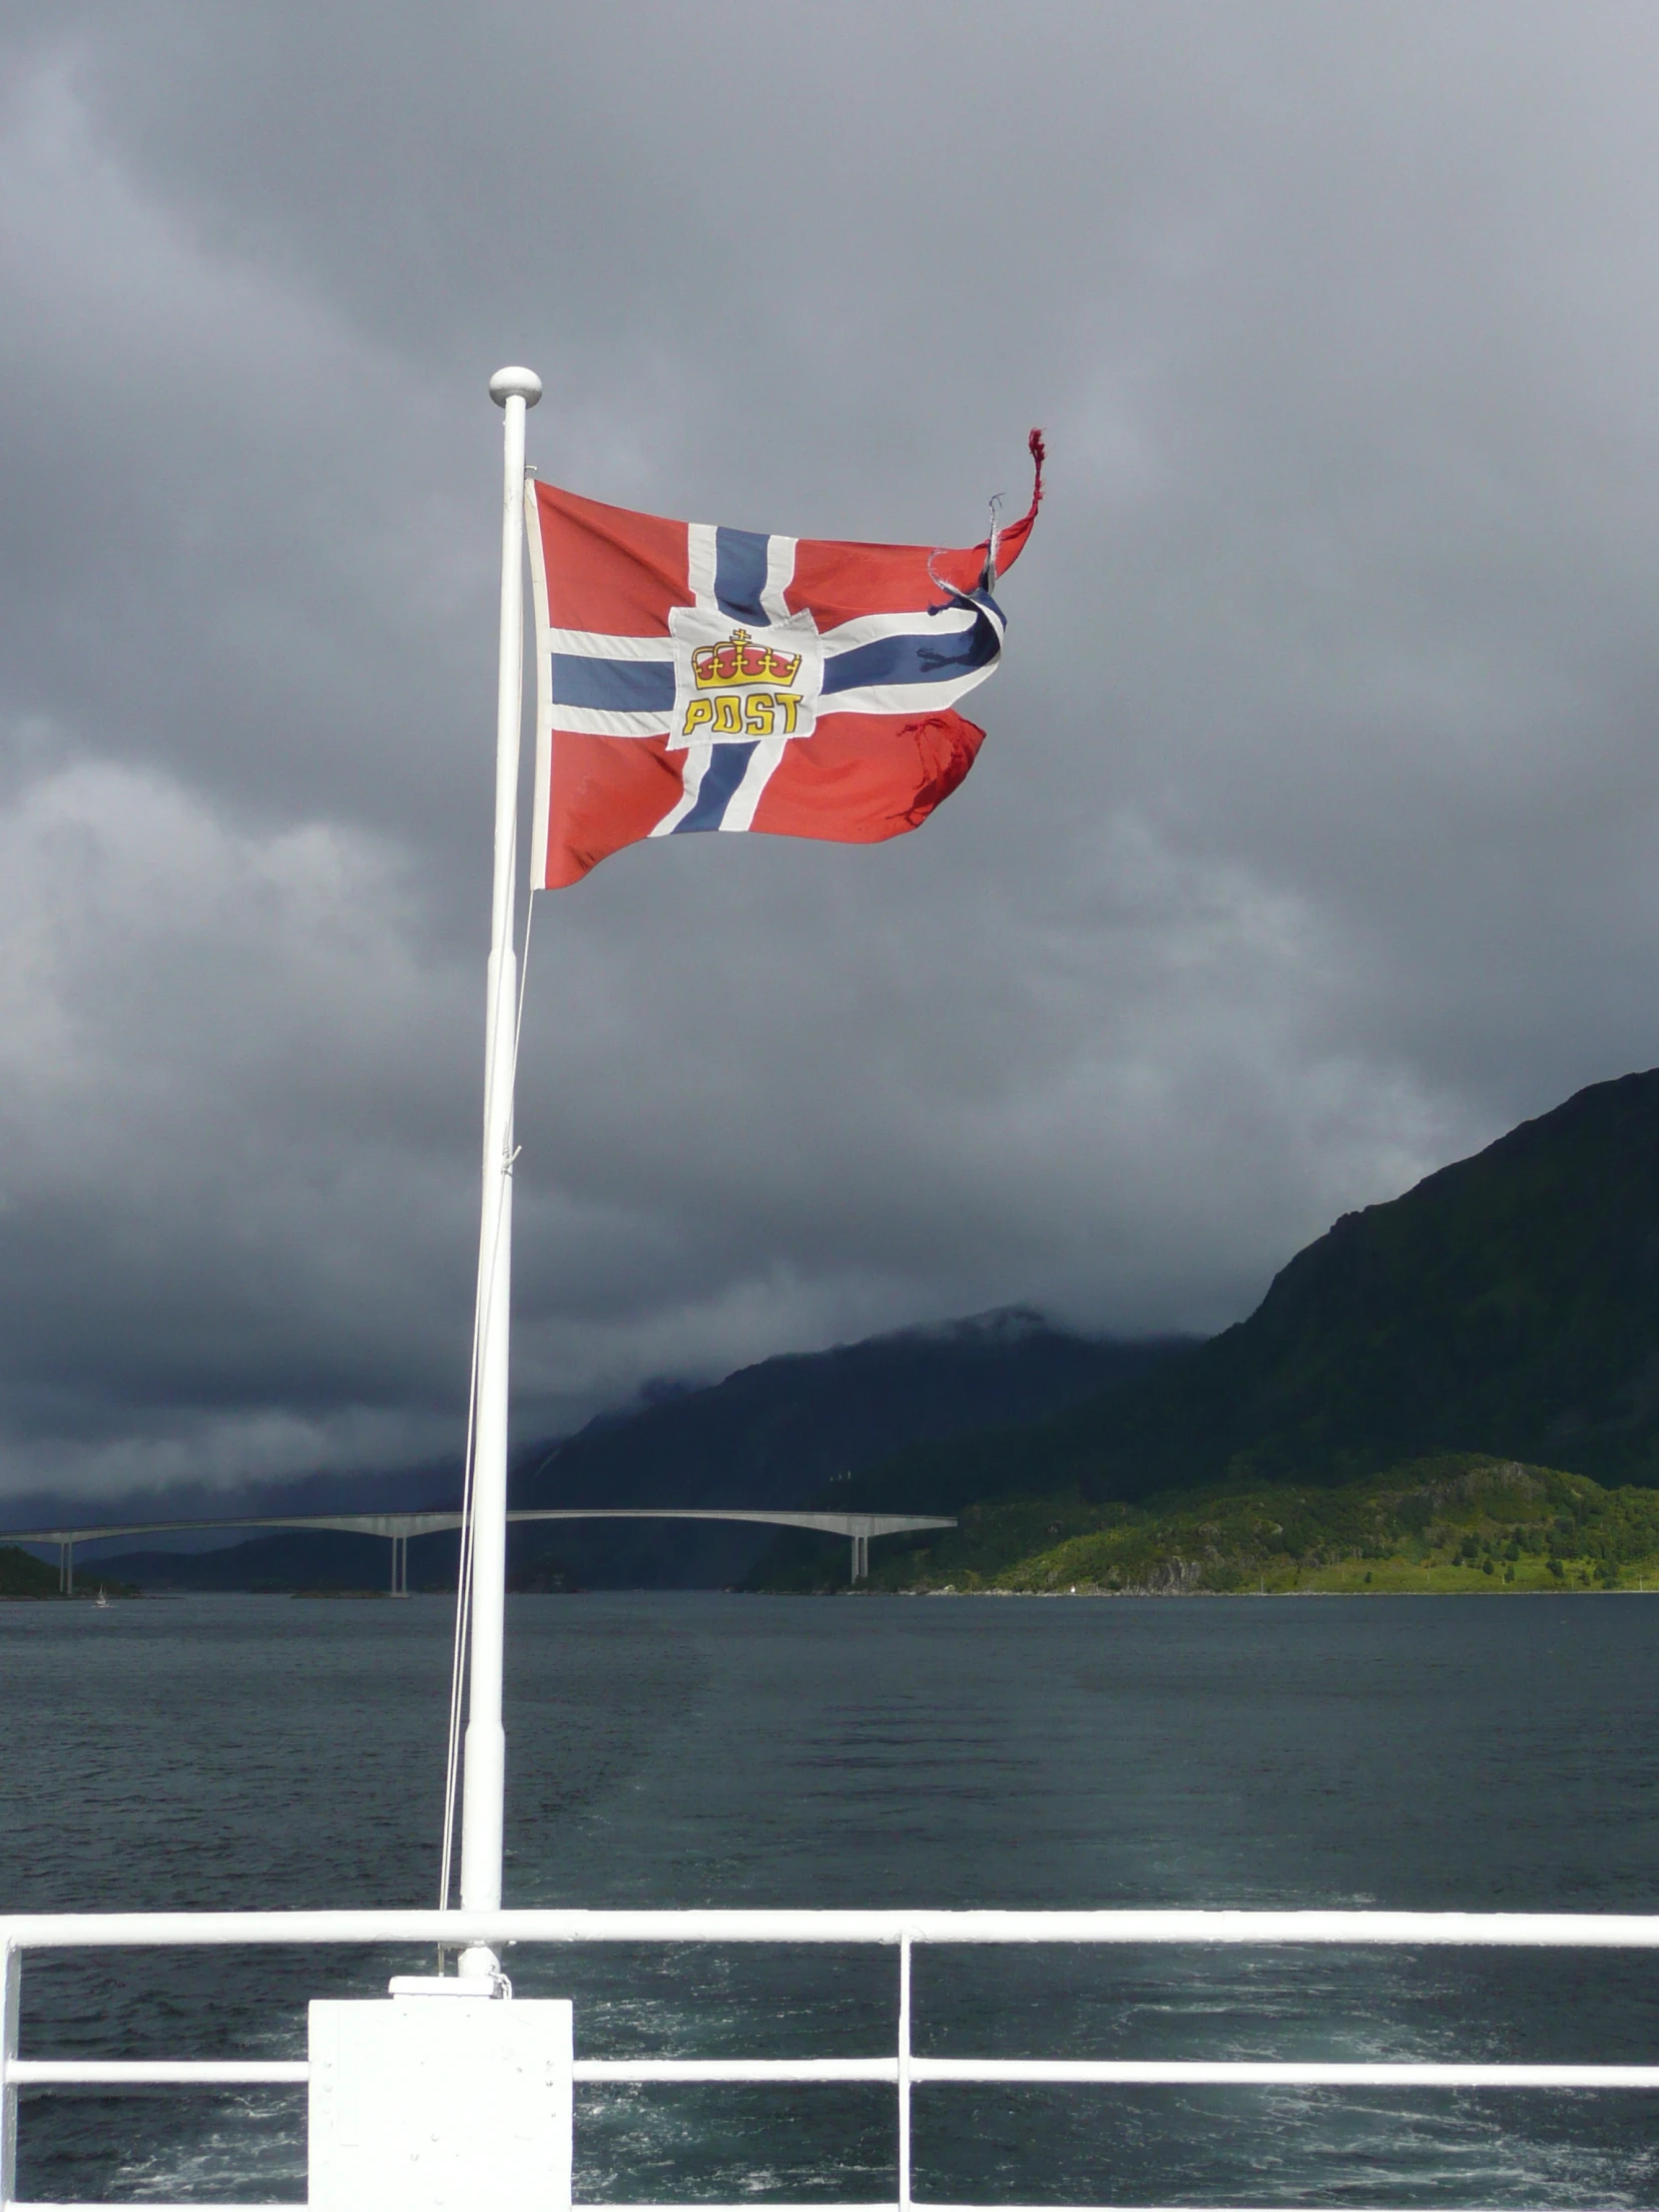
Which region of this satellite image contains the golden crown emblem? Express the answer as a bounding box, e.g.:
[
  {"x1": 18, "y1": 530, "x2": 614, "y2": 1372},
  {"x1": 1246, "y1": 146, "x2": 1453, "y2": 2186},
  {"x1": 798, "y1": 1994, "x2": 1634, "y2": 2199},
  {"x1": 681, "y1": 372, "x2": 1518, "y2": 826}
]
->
[{"x1": 691, "y1": 628, "x2": 803, "y2": 690}]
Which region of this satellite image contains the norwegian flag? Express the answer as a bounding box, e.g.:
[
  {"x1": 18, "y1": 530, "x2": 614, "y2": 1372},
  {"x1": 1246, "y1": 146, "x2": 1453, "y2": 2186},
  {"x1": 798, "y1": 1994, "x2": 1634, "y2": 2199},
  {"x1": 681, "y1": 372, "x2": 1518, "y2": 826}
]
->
[{"x1": 526, "y1": 435, "x2": 1043, "y2": 887}]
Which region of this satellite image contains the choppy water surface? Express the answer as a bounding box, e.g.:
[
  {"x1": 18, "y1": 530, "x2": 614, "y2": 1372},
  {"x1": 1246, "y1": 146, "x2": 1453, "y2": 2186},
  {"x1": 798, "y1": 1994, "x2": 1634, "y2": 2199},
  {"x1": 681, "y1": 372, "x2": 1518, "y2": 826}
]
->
[{"x1": 5, "y1": 1591, "x2": 1659, "y2": 2203}]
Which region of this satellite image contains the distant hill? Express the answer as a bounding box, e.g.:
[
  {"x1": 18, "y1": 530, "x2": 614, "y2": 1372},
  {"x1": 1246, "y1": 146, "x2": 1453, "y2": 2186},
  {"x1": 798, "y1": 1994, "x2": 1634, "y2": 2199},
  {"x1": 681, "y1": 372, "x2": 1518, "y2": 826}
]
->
[
  {"x1": 87, "y1": 1532, "x2": 399, "y2": 1593},
  {"x1": 79, "y1": 1312, "x2": 1189, "y2": 1592},
  {"x1": 508, "y1": 1310, "x2": 1190, "y2": 1587},
  {"x1": 1, "y1": 1542, "x2": 62, "y2": 1597},
  {"x1": 757, "y1": 1072, "x2": 1659, "y2": 1555},
  {"x1": 756, "y1": 1454, "x2": 1659, "y2": 1595},
  {"x1": 0, "y1": 1544, "x2": 134, "y2": 1599}
]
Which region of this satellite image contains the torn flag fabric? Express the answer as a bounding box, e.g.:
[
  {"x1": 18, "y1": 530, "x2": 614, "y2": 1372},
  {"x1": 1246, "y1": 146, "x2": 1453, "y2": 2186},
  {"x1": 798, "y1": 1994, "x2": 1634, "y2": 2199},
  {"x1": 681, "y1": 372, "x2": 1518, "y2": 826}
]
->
[{"x1": 525, "y1": 434, "x2": 1043, "y2": 888}]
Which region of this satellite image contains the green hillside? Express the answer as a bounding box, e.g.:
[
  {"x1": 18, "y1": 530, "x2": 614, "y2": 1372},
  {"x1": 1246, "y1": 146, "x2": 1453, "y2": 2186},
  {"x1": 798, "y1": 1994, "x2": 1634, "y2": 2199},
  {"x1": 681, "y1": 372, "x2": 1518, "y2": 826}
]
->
[
  {"x1": 758, "y1": 1456, "x2": 1659, "y2": 1595},
  {"x1": 789, "y1": 1070, "x2": 1659, "y2": 1530},
  {"x1": 0, "y1": 1544, "x2": 58, "y2": 1596}
]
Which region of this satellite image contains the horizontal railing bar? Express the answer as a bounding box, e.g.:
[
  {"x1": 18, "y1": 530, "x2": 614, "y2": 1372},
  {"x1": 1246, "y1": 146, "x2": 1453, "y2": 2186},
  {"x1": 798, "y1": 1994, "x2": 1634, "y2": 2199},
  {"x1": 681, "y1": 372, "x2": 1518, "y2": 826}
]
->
[
  {"x1": 9, "y1": 2060, "x2": 308, "y2": 2086},
  {"x1": 15, "y1": 2055, "x2": 1651, "y2": 2090},
  {"x1": 574, "y1": 2058, "x2": 897, "y2": 2082},
  {"x1": 909, "y1": 2058, "x2": 1659, "y2": 2087},
  {"x1": 10, "y1": 1908, "x2": 1659, "y2": 1949}
]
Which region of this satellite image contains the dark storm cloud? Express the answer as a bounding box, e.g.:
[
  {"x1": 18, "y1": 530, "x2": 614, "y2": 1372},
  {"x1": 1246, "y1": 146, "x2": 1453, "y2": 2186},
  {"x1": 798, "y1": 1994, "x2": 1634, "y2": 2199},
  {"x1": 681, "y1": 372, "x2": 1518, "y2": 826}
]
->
[{"x1": 1, "y1": 1, "x2": 1657, "y2": 1496}]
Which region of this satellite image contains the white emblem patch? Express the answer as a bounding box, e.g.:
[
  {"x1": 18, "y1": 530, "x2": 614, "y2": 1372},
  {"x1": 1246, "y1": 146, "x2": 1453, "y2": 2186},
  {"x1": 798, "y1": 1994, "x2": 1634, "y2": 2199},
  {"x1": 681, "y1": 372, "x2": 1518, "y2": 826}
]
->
[{"x1": 667, "y1": 606, "x2": 824, "y2": 747}]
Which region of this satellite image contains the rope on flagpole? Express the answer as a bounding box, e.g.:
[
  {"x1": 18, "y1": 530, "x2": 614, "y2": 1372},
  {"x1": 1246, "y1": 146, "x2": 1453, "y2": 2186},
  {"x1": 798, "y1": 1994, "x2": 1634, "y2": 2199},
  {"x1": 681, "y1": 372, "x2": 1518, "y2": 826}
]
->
[{"x1": 438, "y1": 882, "x2": 538, "y2": 1917}]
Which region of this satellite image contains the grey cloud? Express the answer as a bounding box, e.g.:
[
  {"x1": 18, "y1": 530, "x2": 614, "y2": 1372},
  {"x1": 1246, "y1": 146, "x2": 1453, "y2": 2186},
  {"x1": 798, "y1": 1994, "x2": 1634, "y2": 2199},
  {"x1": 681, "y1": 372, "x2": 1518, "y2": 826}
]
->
[{"x1": 0, "y1": 2, "x2": 1655, "y2": 1498}]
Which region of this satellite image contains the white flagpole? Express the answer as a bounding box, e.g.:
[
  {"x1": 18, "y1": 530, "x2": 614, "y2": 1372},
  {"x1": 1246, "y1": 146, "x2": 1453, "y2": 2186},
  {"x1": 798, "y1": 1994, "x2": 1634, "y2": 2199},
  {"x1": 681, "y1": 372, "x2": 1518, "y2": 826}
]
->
[{"x1": 456, "y1": 363, "x2": 540, "y2": 1975}]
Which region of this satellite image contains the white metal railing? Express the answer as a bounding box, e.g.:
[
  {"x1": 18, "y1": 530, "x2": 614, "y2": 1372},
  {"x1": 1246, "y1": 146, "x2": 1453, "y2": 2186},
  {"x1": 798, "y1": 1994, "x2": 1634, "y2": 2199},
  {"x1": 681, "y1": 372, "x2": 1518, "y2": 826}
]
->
[{"x1": 6, "y1": 1908, "x2": 1659, "y2": 2211}]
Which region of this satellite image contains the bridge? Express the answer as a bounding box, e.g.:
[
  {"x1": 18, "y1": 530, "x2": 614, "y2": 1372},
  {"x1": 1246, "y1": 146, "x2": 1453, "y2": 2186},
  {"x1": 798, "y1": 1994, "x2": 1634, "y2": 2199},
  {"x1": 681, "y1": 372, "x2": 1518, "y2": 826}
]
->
[{"x1": 1, "y1": 1506, "x2": 955, "y2": 1593}]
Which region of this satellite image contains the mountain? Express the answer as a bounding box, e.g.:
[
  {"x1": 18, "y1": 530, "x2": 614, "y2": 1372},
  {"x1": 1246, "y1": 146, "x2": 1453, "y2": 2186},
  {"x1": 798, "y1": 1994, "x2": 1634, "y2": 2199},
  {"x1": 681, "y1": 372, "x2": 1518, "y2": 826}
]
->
[
  {"x1": 507, "y1": 1310, "x2": 1190, "y2": 1586},
  {"x1": 747, "y1": 1069, "x2": 1659, "y2": 1587},
  {"x1": 78, "y1": 1311, "x2": 1189, "y2": 1592}
]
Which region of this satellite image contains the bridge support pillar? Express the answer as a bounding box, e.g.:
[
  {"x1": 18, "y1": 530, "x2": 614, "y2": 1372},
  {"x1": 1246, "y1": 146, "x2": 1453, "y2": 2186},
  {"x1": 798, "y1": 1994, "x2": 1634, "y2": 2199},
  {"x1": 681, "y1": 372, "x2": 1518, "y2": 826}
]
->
[
  {"x1": 849, "y1": 1531, "x2": 869, "y2": 1583},
  {"x1": 60, "y1": 1541, "x2": 74, "y2": 1596}
]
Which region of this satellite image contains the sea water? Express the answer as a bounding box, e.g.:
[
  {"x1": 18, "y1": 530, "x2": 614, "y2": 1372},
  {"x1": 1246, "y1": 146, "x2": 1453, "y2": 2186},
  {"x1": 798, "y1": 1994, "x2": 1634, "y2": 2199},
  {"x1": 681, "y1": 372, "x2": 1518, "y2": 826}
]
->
[{"x1": 4, "y1": 1591, "x2": 1659, "y2": 2204}]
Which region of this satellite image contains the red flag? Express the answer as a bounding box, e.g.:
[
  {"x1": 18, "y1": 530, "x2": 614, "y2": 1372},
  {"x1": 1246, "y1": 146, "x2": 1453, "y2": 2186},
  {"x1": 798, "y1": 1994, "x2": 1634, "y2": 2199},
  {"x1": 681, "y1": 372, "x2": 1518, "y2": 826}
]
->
[{"x1": 527, "y1": 435, "x2": 1043, "y2": 887}]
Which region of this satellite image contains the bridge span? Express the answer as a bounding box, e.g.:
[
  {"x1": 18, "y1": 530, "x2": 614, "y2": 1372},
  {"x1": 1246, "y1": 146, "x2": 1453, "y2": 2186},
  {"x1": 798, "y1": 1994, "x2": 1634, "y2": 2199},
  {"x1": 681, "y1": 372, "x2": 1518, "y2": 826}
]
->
[{"x1": 1, "y1": 1506, "x2": 955, "y2": 1593}]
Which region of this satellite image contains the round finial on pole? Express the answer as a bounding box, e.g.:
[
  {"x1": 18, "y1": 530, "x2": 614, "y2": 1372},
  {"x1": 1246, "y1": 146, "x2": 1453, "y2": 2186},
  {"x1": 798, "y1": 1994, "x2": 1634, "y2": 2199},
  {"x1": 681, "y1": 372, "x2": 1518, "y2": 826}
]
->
[{"x1": 489, "y1": 365, "x2": 541, "y2": 408}]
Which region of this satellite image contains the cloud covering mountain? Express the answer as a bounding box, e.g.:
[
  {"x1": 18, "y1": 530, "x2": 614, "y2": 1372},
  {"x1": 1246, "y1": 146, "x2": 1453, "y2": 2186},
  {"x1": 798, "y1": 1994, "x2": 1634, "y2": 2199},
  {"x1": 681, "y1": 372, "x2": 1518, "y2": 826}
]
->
[{"x1": 1, "y1": 3, "x2": 1657, "y2": 1498}]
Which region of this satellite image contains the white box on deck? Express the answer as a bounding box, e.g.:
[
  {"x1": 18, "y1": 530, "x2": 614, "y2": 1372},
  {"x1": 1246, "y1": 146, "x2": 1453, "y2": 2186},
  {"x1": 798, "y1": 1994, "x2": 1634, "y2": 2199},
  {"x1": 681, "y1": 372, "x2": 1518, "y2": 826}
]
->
[{"x1": 308, "y1": 1993, "x2": 573, "y2": 2211}]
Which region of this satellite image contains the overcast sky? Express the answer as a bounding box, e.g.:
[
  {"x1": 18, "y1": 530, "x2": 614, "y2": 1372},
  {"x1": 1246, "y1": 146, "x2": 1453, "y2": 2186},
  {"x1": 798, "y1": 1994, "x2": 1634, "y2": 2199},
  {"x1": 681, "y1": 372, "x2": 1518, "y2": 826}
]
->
[{"x1": 2, "y1": 1, "x2": 1658, "y2": 1506}]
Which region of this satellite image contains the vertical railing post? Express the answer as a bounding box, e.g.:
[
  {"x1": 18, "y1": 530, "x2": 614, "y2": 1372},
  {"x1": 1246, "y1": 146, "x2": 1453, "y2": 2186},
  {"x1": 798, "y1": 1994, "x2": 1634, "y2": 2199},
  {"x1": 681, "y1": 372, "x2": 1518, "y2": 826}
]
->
[
  {"x1": 897, "y1": 1932, "x2": 913, "y2": 2212},
  {"x1": 2, "y1": 1936, "x2": 20, "y2": 2208}
]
